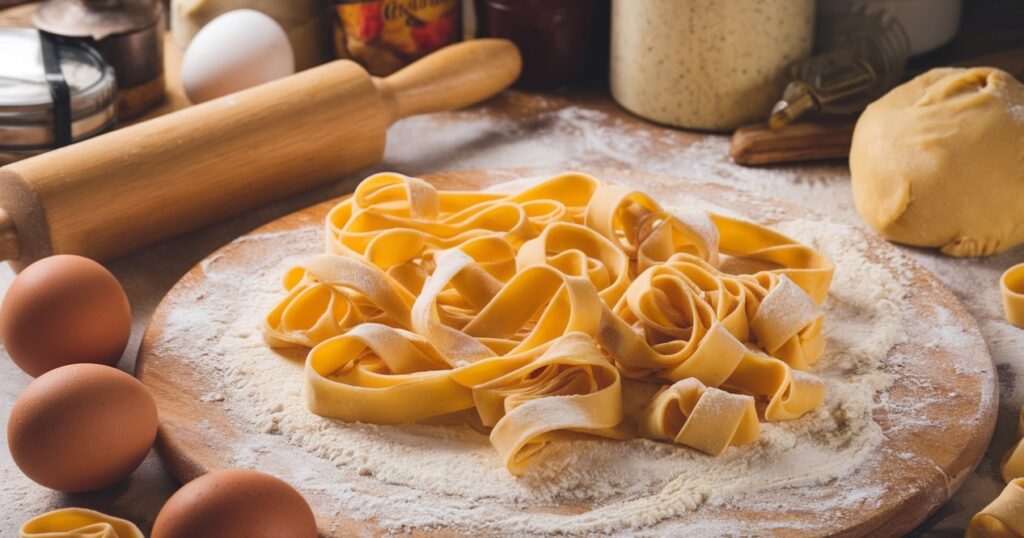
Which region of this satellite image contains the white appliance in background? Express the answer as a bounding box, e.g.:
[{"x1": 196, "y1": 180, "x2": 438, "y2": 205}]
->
[{"x1": 819, "y1": 0, "x2": 963, "y2": 56}]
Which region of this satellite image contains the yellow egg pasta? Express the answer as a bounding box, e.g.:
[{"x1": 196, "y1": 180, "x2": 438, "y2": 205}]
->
[
  {"x1": 263, "y1": 172, "x2": 835, "y2": 474},
  {"x1": 1001, "y1": 406, "x2": 1024, "y2": 482},
  {"x1": 640, "y1": 377, "x2": 759, "y2": 456},
  {"x1": 977, "y1": 404, "x2": 1024, "y2": 533},
  {"x1": 969, "y1": 479, "x2": 1024, "y2": 538},
  {"x1": 1003, "y1": 263, "x2": 1024, "y2": 328},
  {"x1": 20, "y1": 508, "x2": 143, "y2": 538}
]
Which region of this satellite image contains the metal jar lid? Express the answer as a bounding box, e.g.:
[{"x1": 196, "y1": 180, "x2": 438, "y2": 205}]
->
[
  {"x1": 32, "y1": 0, "x2": 165, "y2": 116},
  {"x1": 33, "y1": 0, "x2": 162, "y2": 40},
  {"x1": 0, "y1": 28, "x2": 117, "y2": 157}
]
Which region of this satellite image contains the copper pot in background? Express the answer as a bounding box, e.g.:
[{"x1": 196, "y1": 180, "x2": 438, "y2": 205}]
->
[{"x1": 34, "y1": 0, "x2": 165, "y2": 119}]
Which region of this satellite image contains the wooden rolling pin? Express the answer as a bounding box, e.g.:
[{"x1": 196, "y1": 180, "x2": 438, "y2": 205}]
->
[{"x1": 0, "y1": 39, "x2": 521, "y2": 270}]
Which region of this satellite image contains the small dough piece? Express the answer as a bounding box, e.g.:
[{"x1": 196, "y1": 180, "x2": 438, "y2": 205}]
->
[
  {"x1": 20, "y1": 508, "x2": 143, "y2": 538},
  {"x1": 640, "y1": 377, "x2": 759, "y2": 455},
  {"x1": 968, "y1": 478, "x2": 1024, "y2": 538},
  {"x1": 1002, "y1": 401, "x2": 1024, "y2": 482},
  {"x1": 850, "y1": 67, "x2": 1024, "y2": 257},
  {"x1": 1003, "y1": 263, "x2": 1024, "y2": 328},
  {"x1": 171, "y1": 0, "x2": 332, "y2": 70},
  {"x1": 1005, "y1": 437, "x2": 1024, "y2": 483}
]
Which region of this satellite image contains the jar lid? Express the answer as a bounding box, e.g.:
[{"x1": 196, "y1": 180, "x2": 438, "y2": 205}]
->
[
  {"x1": 33, "y1": 0, "x2": 161, "y2": 40},
  {"x1": 0, "y1": 28, "x2": 117, "y2": 150}
]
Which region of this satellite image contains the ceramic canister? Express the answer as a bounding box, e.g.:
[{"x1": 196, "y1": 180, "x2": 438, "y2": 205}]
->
[{"x1": 611, "y1": 0, "x2": 816, "y2": 131}]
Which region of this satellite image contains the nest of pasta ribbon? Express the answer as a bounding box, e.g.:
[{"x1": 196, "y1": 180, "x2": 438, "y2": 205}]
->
[{"x1": 264, "y1": 172, "x2": 834, "y2": 475}]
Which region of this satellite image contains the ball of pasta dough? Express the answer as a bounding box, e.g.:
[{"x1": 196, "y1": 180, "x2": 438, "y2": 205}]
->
[{"x1": 850, "y1": 67, "x2": 1024, "y2": 257}]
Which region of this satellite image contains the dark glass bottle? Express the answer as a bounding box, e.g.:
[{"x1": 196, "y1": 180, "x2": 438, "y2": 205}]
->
[{"x1": 475, "y1": 0, "x2": 610, "y2": 89}]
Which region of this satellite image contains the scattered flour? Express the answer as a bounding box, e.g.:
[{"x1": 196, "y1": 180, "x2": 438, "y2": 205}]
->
[
  {"x1": 0, "y1": 97, "x2": 1011, "y2": 535},
  {"x1": 380, "y1": 105, "x2": 855, "y2": 220},
  {"x1": 152, "y1": 188, "x2": 921, "y2": 536}
]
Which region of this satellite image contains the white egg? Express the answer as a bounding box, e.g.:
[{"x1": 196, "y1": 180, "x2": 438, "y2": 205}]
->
[{"x1": 180, "y1": 9, "x2": 295, "y2": 104}]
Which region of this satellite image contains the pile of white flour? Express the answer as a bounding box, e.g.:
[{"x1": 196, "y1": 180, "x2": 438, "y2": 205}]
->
[{"x1": 155, "y1": 182, "x2": 909, "y2": 534}]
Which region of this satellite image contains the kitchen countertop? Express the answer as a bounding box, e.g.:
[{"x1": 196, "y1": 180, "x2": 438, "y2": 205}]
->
[
  {"x1": 0, "y1": 86, "x2": 1020, "y2": 537},
  {"x1": 2, "y1": 3, "x2": 1023, "y2": 537}
]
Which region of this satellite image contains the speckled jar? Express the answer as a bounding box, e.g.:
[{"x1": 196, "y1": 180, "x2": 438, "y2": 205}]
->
[{"x1": 610, "y1": 0, "x2": 815, "y2": 131}]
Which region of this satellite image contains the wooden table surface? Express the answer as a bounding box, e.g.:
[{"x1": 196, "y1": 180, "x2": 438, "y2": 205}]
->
[{"x1": 1, "y1": 3, "x2": 1023, "y2": 536}]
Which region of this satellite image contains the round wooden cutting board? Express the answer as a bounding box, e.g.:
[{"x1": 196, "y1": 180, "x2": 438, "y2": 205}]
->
[{"x1": 136, "y1": 168, "x2": 997, "y2": 537}]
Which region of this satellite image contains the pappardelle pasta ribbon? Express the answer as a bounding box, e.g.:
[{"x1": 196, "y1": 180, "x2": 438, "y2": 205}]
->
[
  {"x1": 640, "y1": 377, "x2": 759, "y2": 456},
  {"x1": 977, "y1": 405, "x2": 1024, "y2": 536},
  {"x1": 264, "y1": 172, "x2": 835, "y2": 474},
  {"x1": 1001, "y1": 407, "x2": 1024, "y2": 482},
  {"x1": 1003, "y1": 263, "x2": 1024, "y2": 329},
  {"x1": 20, "y1": 508, "x2": 143, "y2": 538},
  {"x1": 968, "y1": 479, "x2": 1024, "y2": 538}
]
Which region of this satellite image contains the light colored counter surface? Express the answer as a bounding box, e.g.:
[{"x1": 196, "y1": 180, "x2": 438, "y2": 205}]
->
[{"x1": 0, "y1": 80, "x2": 1020, "y2": 538}]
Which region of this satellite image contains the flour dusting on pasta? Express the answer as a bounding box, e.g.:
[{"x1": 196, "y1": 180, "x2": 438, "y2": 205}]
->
[
  {"x1": 152, "y1": 175, "x2": 914, "y2": 535},
  {"x1": 261, "y1": 173, "x2": 834, "y2": 474}
]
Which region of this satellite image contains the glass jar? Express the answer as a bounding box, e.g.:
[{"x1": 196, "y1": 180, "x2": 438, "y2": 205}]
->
[
  {"x1": 476, "y1": 0, "x2": 610, "y2": 89},
  {"x1": 34, "y1": 0, "x2": 166, "y2": 119},
  {"x1": 610, "y1": 0, "x2": 816, "y2": 131},
  {"x1": 0, "y1": 29, "x2": 117, "y2": 164}
]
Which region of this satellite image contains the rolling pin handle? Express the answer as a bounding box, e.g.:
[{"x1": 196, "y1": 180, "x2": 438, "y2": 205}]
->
[
  {"x1": 373, "y1": 39, "x2": 522, "y2": 124},
  {"x1": 0, "y1": 39, "x2": 521, "y2": 269},
  {"x1": 0, "y1": 208, "x2": 21, "y2": 262}
]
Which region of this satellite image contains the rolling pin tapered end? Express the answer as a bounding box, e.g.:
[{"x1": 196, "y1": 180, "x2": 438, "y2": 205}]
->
[
  {"x1": 374, "y1": 39, "x2": 522, "y2": 123},
  {"x1": 0, "y1": 165, "x2": 50, "y2": 271},
  {"x1": 0, "y1": 208, "x2": 21, "y2": 263}
]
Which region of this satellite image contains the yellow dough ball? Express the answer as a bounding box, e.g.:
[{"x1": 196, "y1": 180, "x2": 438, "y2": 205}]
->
[{"x1": 850, "y1": 67, "x2": 1024, "y2": 257}]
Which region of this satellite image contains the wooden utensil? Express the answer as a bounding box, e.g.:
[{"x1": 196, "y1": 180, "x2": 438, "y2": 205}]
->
[
  {"x1": 730, "y1": 116, "x2": 857, "y2": 166},
  {"x1": 0, "y1": 39, "x2": 521, "y2": 270},
  {"x1": 137, "y1": 168, "x2": 996, "y2": 536},
  {"x1": 730, "y1": 47, "x2": 1024, "y2": 166}
]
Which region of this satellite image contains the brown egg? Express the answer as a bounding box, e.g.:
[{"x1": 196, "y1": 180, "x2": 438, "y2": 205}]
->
[
  {"x1": 7, "y1": 363, "x2": 158, "y2": 492},
  {"x1": 152, "y1": 470, "x2": 318, "y2": 538},
  {"x1": 0, "y1": 255, "x2": 131, "y2": 377}
]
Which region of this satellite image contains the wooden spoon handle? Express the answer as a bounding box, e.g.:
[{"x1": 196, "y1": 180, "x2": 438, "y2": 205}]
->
[
  {"x1": 730, "y1": 116, "x2": 857, "y2": 166},
  {"x1": 374, "y1": 39, "x2": 522, "y2": 124}
]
